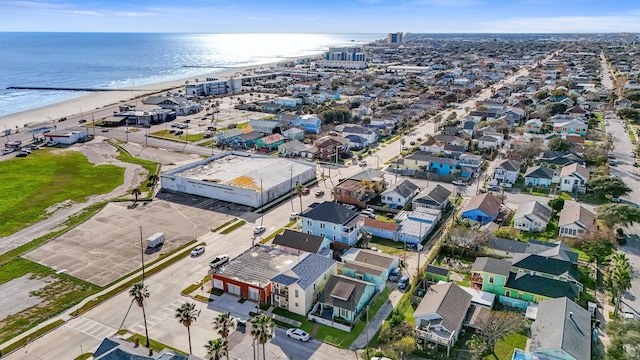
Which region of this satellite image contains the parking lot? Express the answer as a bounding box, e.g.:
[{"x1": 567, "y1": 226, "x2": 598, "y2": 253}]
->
[{"x1": 24, "y1": 199, "x2": 241, "y2": 287}]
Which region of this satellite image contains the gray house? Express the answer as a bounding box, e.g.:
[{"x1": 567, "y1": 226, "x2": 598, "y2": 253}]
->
[{"x1": 413, "y1": 184, "x2": 452, "y2": 210}]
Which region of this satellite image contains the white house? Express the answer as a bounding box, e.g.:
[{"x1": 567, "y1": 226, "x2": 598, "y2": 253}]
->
[
  {"x1": 513, "y1": 201, "x2": 553, "y2": 232},
  {"x1": 558, "y1": 163, "x2": 589, "y2": 194},
  {"x1": 274, "y1": 97, "x2": 302, "y2": 107},
  {"x1": 341, "y1": 126, "x2": 377, "y2": 145},
  {"x1": 380, "y1": 180, "x2": 420, "y2": 209},
  {"x1": 419, "y1": 137, "x2": 445, "y2": 153},
  {"x1": 558, "y1": 201, "x2": 596, "y2": 239},
  {"x1": 492, "y1": 159, "x2": 521, "y2": 184},
  {"x1": 476, "y1": 135, "x2": 501, "y2": 150},
  {"x1": 270, "y1": 253, "x2": 337, "y2": 316}
]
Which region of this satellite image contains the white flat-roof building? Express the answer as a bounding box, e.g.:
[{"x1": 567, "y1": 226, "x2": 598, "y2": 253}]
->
[
  {"x1": 160, "y1": 151, "x2": 316, "y2": 208},
  {"x1": 185, "y1": 78, "x2": 242, "y2": 97},
  {"x1": 44, "y1": 130, "x2": 88, "y2": 145}
]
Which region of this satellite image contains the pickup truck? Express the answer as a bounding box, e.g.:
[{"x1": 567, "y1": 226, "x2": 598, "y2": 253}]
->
[{"x1": 209, "y1": 254, "x2": 229, "y2": 269}]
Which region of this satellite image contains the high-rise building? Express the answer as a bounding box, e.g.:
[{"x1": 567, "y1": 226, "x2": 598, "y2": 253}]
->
[{"x1": 387, "y1": 32, "x2": 404, "y2": 44}]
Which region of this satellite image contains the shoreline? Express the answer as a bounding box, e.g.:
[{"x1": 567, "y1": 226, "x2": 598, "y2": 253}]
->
[{"x1": 0, "y1": 53, "x2": 321, "y2": 131}]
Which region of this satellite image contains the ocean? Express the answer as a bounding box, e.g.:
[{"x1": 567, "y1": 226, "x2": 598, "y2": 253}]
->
[{"x1": 0, "y1": 32, "x2": 382, "y2": 119}]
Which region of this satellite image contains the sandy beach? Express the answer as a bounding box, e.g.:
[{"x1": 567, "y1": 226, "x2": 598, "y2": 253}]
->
[{"x1": 0, "y1": 54, "x2": 315, "y2": 132}]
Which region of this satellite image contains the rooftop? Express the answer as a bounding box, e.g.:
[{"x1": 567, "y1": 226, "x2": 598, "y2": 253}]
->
[{"x1": 216, "y1": 246, "x2": 300, "y2": 286}]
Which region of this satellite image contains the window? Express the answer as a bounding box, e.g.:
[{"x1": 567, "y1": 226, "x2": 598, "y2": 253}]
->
[
  {"x1": 295, "y1": 303, "x2": 299, "y2": 307},
  {"x1": 488, "y1": 276, "x2": 494, "y2": 284},
  {"x1": 306, "y1": 220, "x2": 312, "y2": 226},
  {"x1": 518, "y1": 293, "x2": 524, "y2": 300},
  {"x1": 295, "y1": 290, "x2": 299, "y2": 298},
  {"x1": 320, "y1": 223, "x2": 326, "y2": 229},
  {"x1": 314, "y1": 284, "x2": 316, "y2": 290},
  {"x1": 320, "y1": 233, "x2": 325, "y2": 238},
  {"x1": 505, "y1": 290, "x2": 511, "y2": 297}
]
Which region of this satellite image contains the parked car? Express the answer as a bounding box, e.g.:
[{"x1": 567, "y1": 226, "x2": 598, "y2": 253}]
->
[
  {"x1": 253, "y1": 226, "x2": 266, "y2": 235},
  {"x1": 409, "y1": 141, "x2": 416, "y2": 146},
  {"x1": 2, "y1": 148, "x2": 14, "y2": 155},
  {"x1": 101, "y1": 128, "x2": 109, "y2": 132},
  {"x1": 398, "y1": 276, "x2": 409, "y2": 290},
  {"x1": 315, "y1": 190, "x2": 325, "y2": 197},
  {"x1": 487, "y1": 186, "x2": 500, "y2": 192},
  {"x1": 359, "y1": 160, "x2": 367, "y2": 167},
  {"x1": 389, "y1": 267, "x2": 401, "y2": 282},
  {"x1": 609, "y1": 161, "x2": 617, "y2": 167},
  {"x1": 612, "y1": 197, "x2": 621, "y2": 203},
  {"x1": 302, "y1": 187, "x2": 310, "y2": 195},
  {"x1": 30, "y1": 145, "x2": 40, "y2": 150},
  {"x1": 236, "y1": 319, "x2": 247, "y2": 333},
  {"x1": 190, "y1": 246, "x2": 205, "y2": 257},
  {"x1": 630, "y1": 151, "x2": 636, "y2": 157},
  {"x1": 452, "y1": 180, "x2": 466, "y2": 186},
  {"x1": 289, "y1": 212, "x2": 300, "y2": 220},
  {"x1": 286, "y1": 328, "x2": 310, "y2": 342},
  {"x1": 402, "y1": 146, "x2": 408, "y2": 151},
  {"x1": 605, "y1": 121, "x2": 610, "y2": 126},
  {"x1": 16, "y1": 152, "x2": 28, "y2": 157},
  {"x1": 209, "y1": 254, "x2": 229, "y2": 269}
]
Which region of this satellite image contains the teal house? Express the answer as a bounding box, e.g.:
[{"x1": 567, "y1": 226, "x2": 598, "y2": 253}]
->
[
  {"x1": 312, "y1": 275, "x2": 375, "y2": 327},
  {"x1": 341, "y1": 261, "x2": 388, "y2": 291},
  {"x1": 255, "y1": 133, "x2": 285, "y2": 151}
]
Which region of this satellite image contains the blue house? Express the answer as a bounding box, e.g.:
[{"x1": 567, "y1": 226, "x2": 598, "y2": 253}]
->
[
  {"x1": 293, "y1": 114, "x2": 322, "y2": 134},
  {"x1": 313, "y1": 275, "x2": 376, "y2": 327},
  {"x1": 427, "y1": 156, "x2": 460, "y2": 176},
  {"x1": 342, "y1": 261, "x2": 388, "y2": 291},
  {"x1": 461, "y1": 193, "x2": 502, "y2": 224},
  {"x1": 217, "y1": 128, "x2": 244, "y2": 145},
  {"x1": 301, "y1": 202, "x2": 361, "y2": 246},
  {"x1": 524, "y1": 166, "x2": 557, "y2": 187}
]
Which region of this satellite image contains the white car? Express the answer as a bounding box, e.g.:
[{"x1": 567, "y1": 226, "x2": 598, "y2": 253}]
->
[
  {"x1": 630, "y1": 152, "x2": 636, "y2": 157},
  {"x1": 190, "y1": 245, "x2": 205, "y2": 257},
  {"x1": 209, "y1": 254, "x2": 229, "y2": 269},
  {"x1": 286, "y1": 328, "x2": 310, "y2": 342},
  {"x1": 452, "y1": 180, "x2": 466, "y2": 186},
  {"x1": 253, "y1": 226, "x2": 266, "y2": 235}
]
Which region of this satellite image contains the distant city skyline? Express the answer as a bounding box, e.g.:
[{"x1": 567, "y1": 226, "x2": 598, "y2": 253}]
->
[{"x1": 1, "y1": 0, "x2": 640, "y2": 33}]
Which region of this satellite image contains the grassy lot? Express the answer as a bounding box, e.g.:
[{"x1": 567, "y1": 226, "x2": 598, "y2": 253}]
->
[
  {"x1": 369, "y1": 237, "x2": 406, "y2": 256},
  {"x1": 110, "y1": 142, "x2": 160, "y2": 193},
  {"x1": 272, "y1": 287, "x2": 392, "y2": 349},
  {"x1": 575, "y1": 193, "x2": 609, "y2": 205},
  {"x1": 0, "y1": 319, "x2": 66, "y2": 356},
  {"x1": 0, "y1": 258, "x2": 101, "y2": 344},
  {"x1": 127, "y1": 333, "x2": 187, "y2": 355},
  {"x1": 151, "y1": 129, "x2": 205, "y2": 143},
  {"x1": 630, "y1": 129, "x2": 637, "y2": 144},
  {"x1": 482, "y1": 331, "x2": 528, "y2": 360},
  {"x1": 197, "y1": 139, "x2": 217, "y2": 148},
  {"x1": 0, "y1": 149, "x2": 124, "y2": 237},
  {"x1": 559, "y1": 192, "x2": 574, "y2": 200}
]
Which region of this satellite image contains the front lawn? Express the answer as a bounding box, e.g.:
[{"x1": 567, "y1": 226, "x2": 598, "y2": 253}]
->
[
  {"x1": 483, "y1": 331, "x2": 528, "y2": 360},
  {"x1": 575, "y1": 193, "x2": 608, "y2": 205},
  {"x1": 369, "y1": 237, "x2": 406, "y2": 256},
  {"x1": 0, "y1": 149, "x2": 124, "y2": 236},
  {"x1": 517, "y1": 218, "x2": 559, "y2": 242}
]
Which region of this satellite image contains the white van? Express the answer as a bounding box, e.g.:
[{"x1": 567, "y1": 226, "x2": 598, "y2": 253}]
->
[{"x1": 289, "y1": 212, "x2": 300, "y2": 220}]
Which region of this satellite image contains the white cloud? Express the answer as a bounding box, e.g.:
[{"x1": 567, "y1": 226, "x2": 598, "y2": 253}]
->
[
  {"x1": 408, "y1": 0, "x2": 483, "y2": 7},
  {"x1": 114, "y1": 12, "x2": 156, "y2": 17},
  {"x1": 477, "y1": 15, "x2": 640, "y2": 33},
  {"x1": 71, "y1": 10, "x2": 102, "y2": 16}
]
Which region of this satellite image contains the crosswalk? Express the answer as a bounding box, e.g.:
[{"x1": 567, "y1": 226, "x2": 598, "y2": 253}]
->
[
  {"x1": 65, "y1": 317, "x2": 117, "y2": 340},
  {"x1": 193, "y1": 198, "x2": 220, "y2": 209},
  {"x1": 130, "y1": 299, "x2": 187, "y2": 335}
]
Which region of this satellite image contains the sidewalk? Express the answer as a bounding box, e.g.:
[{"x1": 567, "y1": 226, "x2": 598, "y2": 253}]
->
[{"x1": 349, "y1": 300, "x2": 393, "y2": 350}]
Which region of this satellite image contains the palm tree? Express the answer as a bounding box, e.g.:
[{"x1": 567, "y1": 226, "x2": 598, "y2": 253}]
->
[
  {"x1": 175, "y1": 302, "x2": 198, "y2": 354},
  {"x1": 212, "y1": 312, "x2": 235, "y2": 360},
  {"x1": 250, "y1": 314, "x2": 274, "y2": 360},
  {"x1": 295, "y1": 183, "x2": 304, "y2": 213},
  {"x1": 606, "y1": 252, "x2": 633, "y2": 318},
  {"x1": 129, "y1": 282, "x2": 150, "y2": 348},
  {"x1": 131, "y1": 187, "x2": 141, "y2": 202},
  {"x1": 204, "y1": 338, "x2": 228, "y2": 360}
]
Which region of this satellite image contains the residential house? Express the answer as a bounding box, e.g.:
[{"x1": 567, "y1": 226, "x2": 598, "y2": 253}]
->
[
  {"x1": 425, "y1": 265, "x2": 451, "y2": 283},
  {"x1": 93, "y1": 337, "x2": 192, "y2": 360},
  {"x1": 248, "y1": 119, "x2": 282, "y2": 134},
  {"x1": 471, "y1": 257, "x2": 579, "y2": 307},
  {"x1": 396, "y1": 208, "x2": 441, "y2": 244},
  {"x1": 380, "y1": 179, "x2": 420, "y2": 209},
  {"x1": 212, "y1": 246, "x2": 299, "y2": 303},
  {"x1": 552, "y1": 117, "x2": 588, "y2": 137},
  {"x1": 282, "y1": 127, "x2": 304, "y2": 141},
  {"x1": 255, "y1": 133, "x2": 285, "y2": 151},
  {"x1": 293, "y1": 114, "x2": 322, "y2": 134},
  {"x1": 523, "y1": 166, "x2": 557, "y2": 187},
  {"x1": 341, "y1": 126, "x2": 377, "y2": 145},
  {"x1": 511, "y1": 253, "x2": 582, "y2": 292},
  {"x1": 461, "y1": 193, "x2": 502, "y2": 224},
  {"x1": 236, "y1": 131, "x2": 263, "y2": 148},
  {"x1": 459, "y1": 153, "x2": 484, "y2": 171},
  {"x1": 270, "y1": 253, "x2": 337, "y2": 316},
  {"x1": 216, "y1": 128, "x2": 244, "y2": 145},
  {"x1": 492, "y1": 159, "x2": 521, "y2": 184},
  {"x1": 301, "y1": 201, "x2": 361, "y2": 245},
  {"x1": 419, "y1": 137, "x2": 445, "y2": 154},
  {"x1": 427, "y1": 156, "x2": 461, "y2": 176},
  {"x1": 443, "y1": 144, "x2": 466, "y2": 157},
  {"x1": 558, "y1": 163, "x2": 589, "y2": 194},
  {"x1": 487, "y1": 238, "x2": 578, "y2": 264},
  {"x1": 272, "y1": 229, "x2": 332, "y2": 258},
  {"x1": 558, "y1": 201, "x2": 597, "y2": 239},
  {"x1": 278, "y1": 139, "x2": 314, "y2": 158},
  {"x1": 414, "y1": 282, "x2": 473, "y2": 356},
  {"x1": 528, "y1": 297, "x2": 591, "y2": 360},
  {"x1": 334, "y1": 169, "x2": 386, "y2": 208},
  {"x1": 537, "y1": 151, "x2": 585, "y2": 167},
  {"x1": 314, "y1": 136, "x2": 349, "y2": 162},
  {"x1": 525, "y1": 118, "x2": 543, "y2": 133},
  {"x1": 461, "y1": 121, "x2": 477, "y2": 137},
  {"x1": 513, "y1": 201, "x2": 553, "y2": 233},
  {"x1": 310, "y1": 275, "x2": 376, "y2": 329},
  {"x1": 274, "y1": 97, "x2": 302, "y2": 107},
  {"x1": 413, "y1": 184, "x2": 452, "y2": 210},
  {"x1": 435, "y1": 134, "x2": 468, "y2": 147},
  {"x1": 344, "y1": 134, "x2": 369, "y2": 150},
  {"x1": 341, "y1": 261, "x2": 388, "y2": 291},
  {"x1": 476, "y1": 135, "x2": 501, "y2": 150},
  {"x1": 615, "y1": 97, "x2": 632, "y2": 110}
]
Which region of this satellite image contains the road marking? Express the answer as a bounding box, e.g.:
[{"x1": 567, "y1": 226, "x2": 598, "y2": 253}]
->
[
  {"x1": 131, "y1": 299, "x2": 186, "y2": 334},
  {"x1": 65, "y1": 317, "x2": 117, "y2": 340}
]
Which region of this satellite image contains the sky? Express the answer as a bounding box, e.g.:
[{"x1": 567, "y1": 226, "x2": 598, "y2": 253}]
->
[{"x1": 1, "y1": 0, "x2": 640, "y2": 33}]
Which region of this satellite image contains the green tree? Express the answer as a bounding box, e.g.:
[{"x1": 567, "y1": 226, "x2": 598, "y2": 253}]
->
[
  {"x1": 548, "y1": 198, "x2": 565, "y2": 212},
  {"x1": 546, "y1": 102, "x2": 568, "y2": 116},
  {"x1": 588, "y1": 176, "x2": 632, "y2": 199},
  {"x1": 250, "y1": 314, "x2": 274, "y2": 360},
  {"x1": 212, "y1": 312, "x2": 234, "y2": 360},
  {"x1": 534, "y1": 90, "x2": 549, "y2": 100},
  {"x1": 175, "y1": 302, "x2": 199, "y2": 354},
  {"x1": 129, "y1": 282, "x2": 151, "y2": 348},
  {"x1": 597, "y1": 203, "x2": 640, "y2": 228},
  {"x1": 606, "y1": 319, "x2": 640, "y2": 360},
  {"x1": 550, "y1": 88, "x2": 566, "y2": 98},
  {"x1": 606, "y1": 252, "x2": 633, "y2": 318},
  {"x1": 547, "y1": 137, "x2": 571, "y2": 151},
  {"x1": 466, "y1": 334, "x2": 488, "y2": 360},
  {"x1": 131, "y1": 187, "x2": 141, "y2": 202},
  {"x1": 580, "y1": 229, "x2": 615, "y2": 265},
  {"x1": 617, "y1": 108, "x2": 640, "y2": 122},
  {"x1": 204, "y1": 338, "x2": 228, "y2": 360}
]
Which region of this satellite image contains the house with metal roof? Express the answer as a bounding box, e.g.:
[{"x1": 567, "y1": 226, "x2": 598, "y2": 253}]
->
[
  {"x1": 270, "y1": 253, "x2": 337, "y2": 316},
  {"x1": 527, "y1": 297, "x2": 591, "y2": 360},
  {"x1": 513, "y1": 201, "x2": 553, "y2": 233},
  {"x1": 300, "y1": 201, "x2": 361, "y2": 245},
  {"x1": 380, "y1": 179, "x2": 420, "y2": 209},
  {"x1": 414, "y1": 282, "x2": 473, "y2": 356}
]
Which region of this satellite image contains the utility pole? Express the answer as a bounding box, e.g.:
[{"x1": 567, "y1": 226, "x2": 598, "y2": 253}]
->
[{"x1": 139, "y1": 226, "x2": 146, "y2": 281}]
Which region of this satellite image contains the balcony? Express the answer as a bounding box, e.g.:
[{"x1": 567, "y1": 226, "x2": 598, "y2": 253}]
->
[
  {"x1": 471, "y1": 274, "x2": 483, "y2": 283},
  {"x1": 273, "y1": 287, "x2": 289, "y2": 297},
  {"x1": 415, "y1": 326, "x2": 453, "y2": 347}
]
